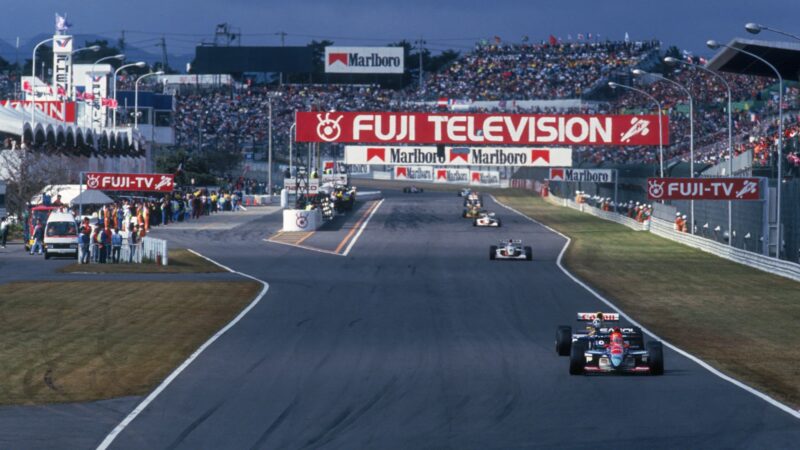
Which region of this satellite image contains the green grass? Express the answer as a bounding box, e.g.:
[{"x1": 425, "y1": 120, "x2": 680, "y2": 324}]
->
[
  {"x1": 495, "y1": 193, "x2": 800, "y2": 409},
  {"x1": 58, "y1": 249, "x2": 226, "y2": 274},
  {"x1": 0, "y1": 280, "x2": 260, "y2": 405}
]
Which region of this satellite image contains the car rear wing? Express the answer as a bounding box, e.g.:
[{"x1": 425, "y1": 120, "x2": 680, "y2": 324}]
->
[
  {"x1": 500, "y1": 239, "x2": 522, "y2": 244},
  {"x1": 577, "y1": 312, "x2": 619, "y2": 321}
]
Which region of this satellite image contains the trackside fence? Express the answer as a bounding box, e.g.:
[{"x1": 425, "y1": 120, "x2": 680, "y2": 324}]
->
[
  {"x1": 546, "y1": 193, "x2": 800, "y2": 283},
  {"x1": 141, "y1": 237, "x2": 169, "y2": 266}
]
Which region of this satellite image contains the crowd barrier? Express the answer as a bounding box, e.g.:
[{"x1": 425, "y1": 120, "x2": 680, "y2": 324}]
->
[
  {"x1": 547, "y1": 193, "x2": 800, "y2": 283},
  {"x1": 78, "y1": 236, "x2": 168, "y2": 265},
  {"x1": 141, "y1": 237, "x2": 169, "y2": 265}
]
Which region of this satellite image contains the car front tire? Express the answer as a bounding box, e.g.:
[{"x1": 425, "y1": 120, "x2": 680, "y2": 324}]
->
[
  {"x1": 569, "y1": 340, "x2": 587, "y2": 375},
  {"x1": 647, "y1": 341, "x2": 664, "y2": 375},
  {"x1": 556, "y1": 326, "x2": 572, "y2": 356}
]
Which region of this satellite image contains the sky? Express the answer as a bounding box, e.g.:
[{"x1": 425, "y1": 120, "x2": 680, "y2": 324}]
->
[{"x1": 2, "y1": 0, "x2": 799, "y2": 58}]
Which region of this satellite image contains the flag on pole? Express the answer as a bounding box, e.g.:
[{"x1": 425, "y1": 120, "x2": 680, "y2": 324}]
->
[
  {"x1": 55, "y1": 13, "x2": 72, "y2": 33},
  {"x1": 548, "y1": 35, "x2": 558, "y2": 46}
]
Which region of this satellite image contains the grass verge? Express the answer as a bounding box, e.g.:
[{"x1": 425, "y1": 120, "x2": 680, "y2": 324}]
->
[
  {"x1": 495, "y1": 193, "x2": 800, "y2": 409},
  {"x1": 58, "y1": 249, "x2": 226, "y2": 274},
  {"x1": 0, "y1": 280, "x2": 260, "y2": 405}
]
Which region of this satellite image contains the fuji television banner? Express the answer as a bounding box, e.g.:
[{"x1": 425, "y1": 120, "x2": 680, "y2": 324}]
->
[
  {"x1": 345, "y1": 145, "x2": 571, "y2": 167},
  {"x1": 325, "y1": 47, "x2": 404, "y2": 74},
  {"x1": 646, "y1": 177, "x2": 762, "y2": 201},
  {"x1": 549, "y1": 168, "x2": 615, "y2": 183},
  {"x1": 470, "y1": 170, "x2": 501, "y2": 186},
  {"x1": 394, "y1": 166, "x2": 433, "y2": 181},
  {"x1": 434, "y1": 168, "x2": 470, "y2": 184},
  {"x1": 298, "y1": 112, "x2": 668, "y2": 146}
]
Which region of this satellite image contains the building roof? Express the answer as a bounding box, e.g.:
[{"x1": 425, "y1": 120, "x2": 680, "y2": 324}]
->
[{"x1": 706, "y1": 38, "x2": 800, "y2": 81}]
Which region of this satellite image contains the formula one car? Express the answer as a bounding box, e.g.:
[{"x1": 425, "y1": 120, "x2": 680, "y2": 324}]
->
[
  {"x1": 403, "y1": 186, "x2": 424, "y2": 193},
  {"x1": 555, "y1": 312, "x2": 663, "y2": 375},
  {"x1": 473, "y1": 211, "x2": 501, "y2": 227},
  {"x1": 458, "y1": 188, "x2": 472, "y2": 197},
  {"x1": 489, "y1": 239, "x2": 532, "y2": 260},
  {"x1": 463, "y1": 193, "x2": 483, "y2": 208},
  {"x1": 462, "y1": 205, "x2": 483, "y2": 218}
]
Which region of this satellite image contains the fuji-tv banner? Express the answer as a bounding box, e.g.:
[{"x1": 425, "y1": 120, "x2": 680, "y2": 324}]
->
[
  {"x1": 434, "y1": 167, "x2": 470, "y2": 184},
  {"x1": 298, "y1": 112, "x2": 668, "y2": 146},
  {"x1": 470, "y1": 170, "x2": 501, "y2": 186},
  {"x1": 647, "y1": 177, "x2": 761, "y2": 201},
  {"x1": 549, "y1": 168, "x2": 614, "y2": 183},
  {"x1": 86, "y1": 172, "x2": 174, "y2": 193},
  {"x1": 394, "y1": 166, "x2": 433, "y2": 181},
  {"x1": 345, "y1": 145, "x2": 571, "y2": 167},
  {"x1": 325, "y1": 47, "x2": 404, "y2": 74}
]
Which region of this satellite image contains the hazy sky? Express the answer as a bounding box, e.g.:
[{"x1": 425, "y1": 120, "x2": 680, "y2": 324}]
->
[{"x1": 2, "y1": 0, "x2": 799, "y2": 55}]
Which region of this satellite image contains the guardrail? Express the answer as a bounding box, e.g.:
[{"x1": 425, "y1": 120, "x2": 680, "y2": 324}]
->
[
  {"x1": 141, "y1": 237, "x2": 169, "y2": 266},
  {"x1": 546, "y1": 195, "x2": 648, "y2": 231},
  {"x1": 546, "y1": 193, "x2": 800, "y2": 283}
]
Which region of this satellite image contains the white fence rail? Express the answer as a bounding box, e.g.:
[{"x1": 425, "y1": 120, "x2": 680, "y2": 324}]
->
[
  {"x1": 649, "y1": 218, "x2": 800, "y2": 282},
  {"x1": 141, "y1": 237, "x2": 169, "y2": 266},
  {"x1": 546, "y1": 195, "x2": 648, "y2": 231},
  {"x1": 547, "y1": 193, "x2": 800, "y2": 283}
]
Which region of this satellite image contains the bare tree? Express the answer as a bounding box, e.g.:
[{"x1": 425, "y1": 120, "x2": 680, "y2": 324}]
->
[{"x1": 0, "y1": 150, "x2": 70, "y2": 216}]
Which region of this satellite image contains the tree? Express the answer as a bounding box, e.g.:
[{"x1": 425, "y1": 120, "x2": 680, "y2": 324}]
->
[
  {"x1": 155, "y1": 148, "x2": 243, "y2": 187},
  {"x1": 22, "y1": 44, "x2": 53, "y2": 76},
  {"x1": 72, "y1": 39, "x2": 124, "y2": 67},
  {"x1": 0, "y1": 150, "x2": 70, "y2": 216}
]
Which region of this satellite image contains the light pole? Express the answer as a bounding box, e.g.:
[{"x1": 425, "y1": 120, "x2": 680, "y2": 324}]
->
[
  {"x1": 134, "y1": 71, "x2": 164, "y2": 130},
  {"x1": 89, "y1": 54, "x2": 124, "y2": 129},
  {"x1": 30, "y1": 37, "x2": 54, "y2": 138},
  {"x1": 268, "y1": 97, "x2": 273, "y2": 196},
  {"x1": 665, "y1": 56, "x2": 735, "y2": 246},
  {"x1": 707, "y1": 40, "x2": 783, "y2": 259},
  {"x1": 65, "y1": 45, "x2": 101, "y2": 125},
  {"x1": 112, "y1": 61, "x2": 146, "y2": 129},
  {"x1": 745, "y1": 23, "x2": 800, "y2": 42},
  {"x1": 608, "y1": 81, "x2": 664, "y2": 177},
  {"x1": 633, "y1": 68, "x2": 695, "y2": 234},
  {"x1": 289, "y1": 121, "x2": 296, "y2": 179}
]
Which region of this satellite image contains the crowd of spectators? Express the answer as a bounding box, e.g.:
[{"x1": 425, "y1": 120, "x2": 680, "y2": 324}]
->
[
  {"x1": 422, "y1": 40, "x2": 659, "y2": 101},
  {"x1": 165, "y1": 38, "x2": 799, "y2": 175}
]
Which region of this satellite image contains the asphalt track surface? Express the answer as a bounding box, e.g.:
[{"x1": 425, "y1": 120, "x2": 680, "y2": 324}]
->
[{"x1": 2, "y1": 190, "x2": 799, "y2": 449}]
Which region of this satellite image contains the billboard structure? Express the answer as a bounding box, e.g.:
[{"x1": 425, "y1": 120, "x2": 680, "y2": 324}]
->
[
  {"x1": 324, "y1": 47, "x2": 404, "y2": 74},
  {"x1": 193, "y1": 46, "x2": 313, "y2": 73}
]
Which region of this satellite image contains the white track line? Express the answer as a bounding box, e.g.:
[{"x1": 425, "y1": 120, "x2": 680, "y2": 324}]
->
[
  {"x1": 96, "y1": 250, "x2": 271, "y2": 449},
  {"x1": 342, "y1": 199, "x2": 384, "y2": 256},
  {"x1": 262, "y1": 237, "x2": 344, "y2": 257},
  {"x1": 491, "y1": 194, "x2": 800, "y2": 419}
]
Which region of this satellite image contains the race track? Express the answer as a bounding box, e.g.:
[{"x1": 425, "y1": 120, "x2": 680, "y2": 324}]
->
[{"x1": 5, "y1": 190, "x2": 799, "y2": 449}]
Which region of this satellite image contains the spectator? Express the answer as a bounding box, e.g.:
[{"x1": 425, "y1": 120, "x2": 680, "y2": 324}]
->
[
  {"x1": 111, "y1": 229, "x2": 123, "y2": 263},
  {"x1": 30, "y1": 221, "x2": 44, "y2": 255},
  {"x1": 0, "y1": 216, "x2": 8, "y2": 248}
]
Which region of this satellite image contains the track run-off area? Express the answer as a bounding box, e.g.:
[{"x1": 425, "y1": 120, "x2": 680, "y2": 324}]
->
[{"x1": 1, "y1": 188, "x2": 798, "y2": 449}]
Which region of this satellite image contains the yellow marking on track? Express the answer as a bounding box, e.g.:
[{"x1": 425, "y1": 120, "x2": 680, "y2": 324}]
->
[
  {"x1": 334, "y1": 201, "x2": 379, "y2": 254},
  {"x1": 267, "y1": 231, "x2": 314, "y2": 245}
]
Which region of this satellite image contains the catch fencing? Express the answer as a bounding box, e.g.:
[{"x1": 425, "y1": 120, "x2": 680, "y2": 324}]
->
[
  {"x1": 141, "y1": 237, "x2": 169, "y2": 265},
  {"x1": 547, "y1": 193, "x2": 800, "y2": 283}
]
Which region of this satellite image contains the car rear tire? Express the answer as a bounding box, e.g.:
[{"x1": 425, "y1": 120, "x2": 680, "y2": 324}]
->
[
  {"x1": 489, "y1": 245, "x2": 497, "y2": 260},
  {"x1": 524, "y1": 246, "x2": 533, "y2": 261},
  {"x1": 647, "y1": 341, "x2": 664, "y2": 375},
  {"x1": 44, "y1": 252, "x2": 50, "y2": 260},
  {"x1": 462, "y1": 210, "x2": 467, "y2": 218},
  {"x1": 556, "y1": 326, "x2": 572, "y2": 356},
  {"x1": 473, "y1": 220, "x2": 477, "y2": 226},
  {"x1": 569, "y1": 340, "x2": 587, "y2": 375},
  {"x1": 497, "y1": 220, "x2": 502, "y2": 227}
]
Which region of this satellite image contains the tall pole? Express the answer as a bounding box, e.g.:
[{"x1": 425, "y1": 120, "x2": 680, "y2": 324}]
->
[
  {"x1": 416, "y1": 37, "x2": 425, "y2": 91},
  {"x1": 709, "y1": 42, "x2": 783, "y2": 258},
  {"x1": 113, "y1": 62, "x2": 145, "y2": 130},
  {"x1": 636, "y1": 70, "x2": 694, "y2": 233},
  {"x1": 268, "y1": 98, "x2": 273, "y2": 196},
  {"x1": 289, "y1": 121, "x2": 296, "y2": 178},
  {"x1": 134, "y1": 71, "x2": 162, "y2": 130},
  {"x1": 91, "y1": 54, "x2": 125, "y2": 130},
  {"x1": 30, "y1": 38, "x2": 54, "y2": 140},
  {"x1": 608, "y1": 82, "x2": 664, "y2": 177}
]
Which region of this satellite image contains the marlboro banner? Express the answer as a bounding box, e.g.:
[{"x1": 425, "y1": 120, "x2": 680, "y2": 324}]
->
[
  {"x1": 434, "y1": 167, "x2": 470, "y2": 184},
  {"x1": 297, "y1": 112, "x2": 668, "y2": 146},
  {"x1": 345, "y1": 145, "x2": 571, "y2": 167},
  {"x1": 550, "y1": 168, "x2": 614, "y2": 183},
  {"x1": 470, "y1": 170, "x2": 501, "y2": 186},
  {"x1": 85, "y1": 172, "x2": 175, "y2": 193},
  {"x1": 394, "y1": 166, "x2": 433, "y2": 181},
  {"x1": 646, "y1": 177, "x2": 761, "y2": 201}
]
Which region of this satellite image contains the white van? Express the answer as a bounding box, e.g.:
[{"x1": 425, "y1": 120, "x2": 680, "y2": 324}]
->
[{"x1": 44, "y1": 212, "x2": 78, "y2": 259}]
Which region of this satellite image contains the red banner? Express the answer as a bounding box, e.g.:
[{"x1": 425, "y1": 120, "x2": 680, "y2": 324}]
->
[
  {"x1": 0, "y1": 100, "x2": 76, "y2": 122},
  {"x1": 296, "y1": 112, "x2": 669, "y2": 146},
  {"x1": 86, "y1": 172, "x2": 175, "y2": 193},
  {"x1": 647, "y1": 178, "x2": 761, "y2": 200}
]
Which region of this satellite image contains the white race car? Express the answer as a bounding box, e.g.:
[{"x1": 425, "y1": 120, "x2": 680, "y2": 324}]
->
[
  {"x1": 490, "y1": 239, "x2": 532, "y2": 260},
  {"x1": 474, "y1": 212, "x2": 502, "y2": 227}
]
